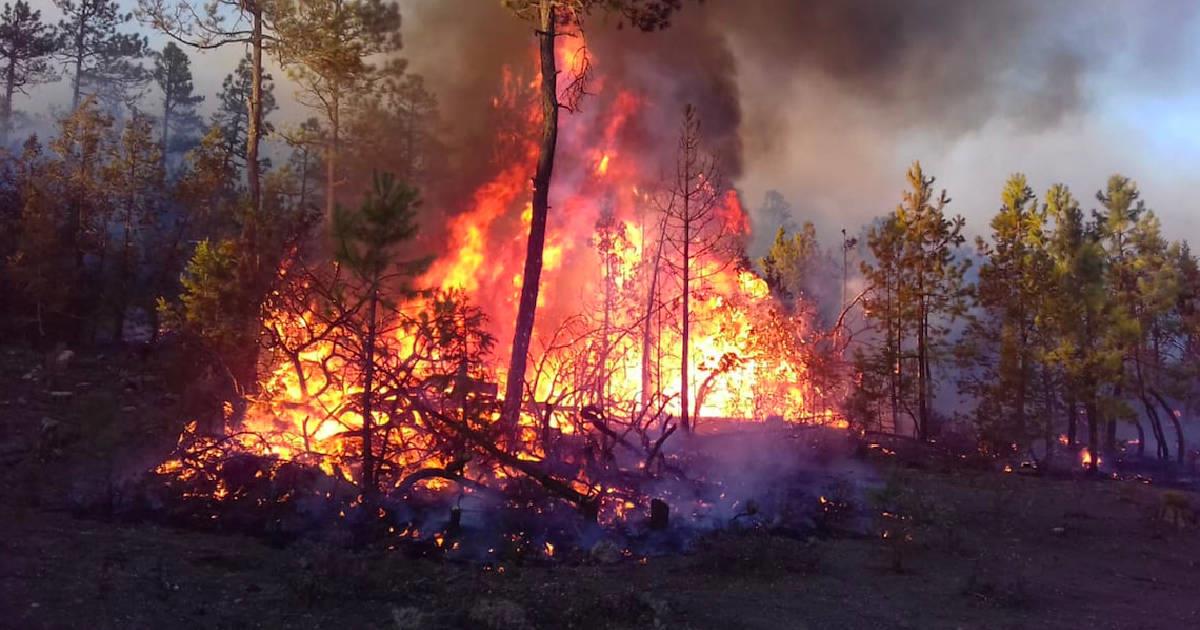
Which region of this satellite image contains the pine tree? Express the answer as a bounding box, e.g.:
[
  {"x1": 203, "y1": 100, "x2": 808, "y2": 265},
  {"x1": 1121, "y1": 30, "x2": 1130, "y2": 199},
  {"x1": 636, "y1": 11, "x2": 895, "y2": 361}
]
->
[
  {"x1": 152, "y1": 41, "x2": 203, "y2": 161},
  {"x1": 137, "y1": 0, "x2": 281, "y2": 217},
  {"x1": 45, "y1": 96, "x2": 113, "y2": 340},
  {"x1": 859, "y1": 214, "x2": 907, "y2": 433},
  {"x1": 959, "y1": 174, "x2": 1053, "y2": 451},
  {"x1": 6, "y1": 135, "x2": 73, "y2": 340},
  {"x1": 103, "y1": 111, "x2": 163, "y2": 341},
  {"x1": 54, "y1": 0, "x2": 148, "y2": 112},
  {"x1": 1042, "y1": 183, "x2": 1118, "y2": 469},
  {"x1": 0, "y1": 0, "x2": 58, "y2": 142},
  {"x1": 861, "y1": 162, "x2": 969, "y2": 440},
  {"x1": 499, "y1": 0, "x2": 682, "y2": 434},
  {"x1": 343, "y1": 72, "x2": 441, "y2": 194},
  {"x1": 658, "y1": 104, "x2": 736, "y2": 431},
  {"x1": 1094, "y1": 175, "x2": 1148, "y2": 454},
  {"x1": 331, "y1": 171, "x2": 429, "y2": 498},
  {"x1": 273, "y1": 0, "x2": 403, "y2": 224},
  {"x1": 751, "y1": 190, "x2": 796, "y2": 255},
  {"x1": 211, "y1": 54, "x2": 277, "y2": 174},
  {"x1": 758, "y1": 221, "x2": 826, "y2": 313}
]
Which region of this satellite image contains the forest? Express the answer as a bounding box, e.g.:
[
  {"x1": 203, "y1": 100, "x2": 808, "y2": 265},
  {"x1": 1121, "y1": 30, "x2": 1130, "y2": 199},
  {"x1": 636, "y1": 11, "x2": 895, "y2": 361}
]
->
[{"x1": 1, "y1": 1, "x2": 1198, "y2": 628}]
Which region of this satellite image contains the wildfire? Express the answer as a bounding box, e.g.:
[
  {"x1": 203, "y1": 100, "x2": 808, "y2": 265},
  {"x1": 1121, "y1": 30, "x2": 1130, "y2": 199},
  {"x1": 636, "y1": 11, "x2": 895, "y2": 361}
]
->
[{"x1": 156, "y1": 28, "x2": 841, "y2": 519}]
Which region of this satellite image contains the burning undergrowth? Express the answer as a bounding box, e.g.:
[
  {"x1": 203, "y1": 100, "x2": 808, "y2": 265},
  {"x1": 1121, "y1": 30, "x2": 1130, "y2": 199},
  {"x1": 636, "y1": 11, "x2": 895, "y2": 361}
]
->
[
  {"x1": 127, "y1": 420, "x2": 877, "y2": 562},
  {"x1": 128, "y1": 26, "x2": 862, "y2": 558}
]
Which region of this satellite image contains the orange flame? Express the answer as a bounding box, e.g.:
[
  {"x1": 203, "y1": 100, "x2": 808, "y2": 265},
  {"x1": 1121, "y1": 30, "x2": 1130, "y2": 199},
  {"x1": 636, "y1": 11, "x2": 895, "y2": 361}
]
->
[{"x1": 159, "y1": 29, "x2": 841, "y2": 508}]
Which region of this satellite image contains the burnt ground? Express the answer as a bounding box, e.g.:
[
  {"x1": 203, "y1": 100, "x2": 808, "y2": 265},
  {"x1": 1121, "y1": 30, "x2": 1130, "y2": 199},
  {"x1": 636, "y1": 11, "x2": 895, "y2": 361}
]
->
[{"x1": 2, "y1": 348, "x2": 1200, "y2": 630}]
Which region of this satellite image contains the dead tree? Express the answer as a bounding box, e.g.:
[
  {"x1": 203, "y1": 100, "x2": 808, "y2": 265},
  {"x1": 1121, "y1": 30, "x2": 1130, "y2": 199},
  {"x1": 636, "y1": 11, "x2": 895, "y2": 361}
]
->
[{"x1": 657, "y1": 104, "x2": 735, "y2": 432}]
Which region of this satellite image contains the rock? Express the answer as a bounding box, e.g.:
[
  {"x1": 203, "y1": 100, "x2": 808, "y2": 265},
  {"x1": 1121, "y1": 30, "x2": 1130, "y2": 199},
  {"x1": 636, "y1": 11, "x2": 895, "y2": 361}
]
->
[
  {"x1": 392, "y1": 606, "x2": 430, "y2": 630},
  {"x1": 467, "y1": 598, "x2": 528, "y2": 629},
  {"x1": 590, "y1": 538, "x2": 623, "y2": 565},
  {"x1": 1051, "y1": 526, "x2": 1066, "y2": 536}
]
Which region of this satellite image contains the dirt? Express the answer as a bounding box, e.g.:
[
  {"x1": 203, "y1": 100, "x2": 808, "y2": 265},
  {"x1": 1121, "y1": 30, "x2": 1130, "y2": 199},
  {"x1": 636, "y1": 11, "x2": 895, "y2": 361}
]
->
[{"x1": 3, "y1": 348, "x2": 1200, "y2": 629}]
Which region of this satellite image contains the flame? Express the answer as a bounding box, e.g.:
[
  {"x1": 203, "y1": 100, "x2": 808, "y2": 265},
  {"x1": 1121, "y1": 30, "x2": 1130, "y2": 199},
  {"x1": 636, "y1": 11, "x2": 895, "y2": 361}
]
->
[{"x1": 157, "y1": 29, "x2": 841, "y2": 515}]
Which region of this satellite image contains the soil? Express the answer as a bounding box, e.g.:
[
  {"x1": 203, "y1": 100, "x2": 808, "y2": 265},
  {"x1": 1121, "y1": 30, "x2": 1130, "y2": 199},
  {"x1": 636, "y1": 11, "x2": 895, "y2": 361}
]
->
[{"x1": 2, "y1": 348, "x2": 1199, "y2": 629}]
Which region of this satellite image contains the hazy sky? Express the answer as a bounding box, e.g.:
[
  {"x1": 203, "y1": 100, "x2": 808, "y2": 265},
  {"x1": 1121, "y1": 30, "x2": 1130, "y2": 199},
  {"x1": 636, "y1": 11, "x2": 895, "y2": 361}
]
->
[{"x1": 17, "y1": 0, "x2": 1200, "y2": 250}]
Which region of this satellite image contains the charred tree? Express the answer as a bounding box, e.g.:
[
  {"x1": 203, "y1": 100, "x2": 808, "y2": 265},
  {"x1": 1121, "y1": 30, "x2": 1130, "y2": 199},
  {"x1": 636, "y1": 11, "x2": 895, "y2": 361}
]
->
[
  {"x1": 500, "y1": 0, "x2": 682, "y2": 433},
  {"x1": 657, "y1": 105, "x2": 733, "y2": 433}
]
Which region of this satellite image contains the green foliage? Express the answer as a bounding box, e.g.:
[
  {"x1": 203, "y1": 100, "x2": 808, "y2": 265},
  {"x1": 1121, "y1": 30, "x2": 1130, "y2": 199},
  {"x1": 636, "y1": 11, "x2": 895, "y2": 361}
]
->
[
  {"x1": 332, "y1": 171, "x2": 428, "y2": 286},
  {"x1": 211, "y1": 54, "x2": 277, "y2": 167},
  {"x1": 153, "y1": 41, "x2": 204, "y2": 155},
  {"x1": 54, "y1": 0, "x2": 149, "y2": 109},
  {"x1": 759, "y1": 222, "x2": 823, "y2": 307},
  {"x1": 0, "y1": 0, "x2": 59, "y2": 138},
  {"x1": 166, "y1": 239, "x2": 243, "y2": 350},
  {"x1": 858, "y1": 161, "x2": 970, "y2": 438},
  {"x1": 958, "y1": 174, "x2": 1055, "y2": 449}
]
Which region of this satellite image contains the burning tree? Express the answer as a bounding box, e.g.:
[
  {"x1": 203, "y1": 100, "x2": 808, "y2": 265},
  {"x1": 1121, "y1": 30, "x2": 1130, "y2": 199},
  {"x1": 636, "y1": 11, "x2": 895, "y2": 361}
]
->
[
  {"x1": 149, "y1": 17, "x2": 843, "y2": 535},
  {"x1": 328, "y1": 171, "x2": 429, "y2": 498},
  {"x1": 498, "y1": 0, "x2": 684, "y2": 434},
  {"x1": 656, "y1": 104, "x2": 738, "y2": 432}
]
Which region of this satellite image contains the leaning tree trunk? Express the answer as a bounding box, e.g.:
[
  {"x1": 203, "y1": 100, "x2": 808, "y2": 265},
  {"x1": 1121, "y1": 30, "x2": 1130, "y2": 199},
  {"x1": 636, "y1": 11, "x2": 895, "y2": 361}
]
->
[
  {"x1": 1150, "y1": 388, "x2": 1186, "y2": 466},
  {"x1": 640, "y1": 216, "x2": 667, "y2": 415},
  {"x1": 501, "y1": 4, "x2": 559, "y2": 432}
]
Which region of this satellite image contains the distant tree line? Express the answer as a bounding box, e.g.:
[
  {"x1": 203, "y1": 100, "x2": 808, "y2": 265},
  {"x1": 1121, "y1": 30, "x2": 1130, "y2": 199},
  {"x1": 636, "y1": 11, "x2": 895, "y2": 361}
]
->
[{"x1": 757, "y1": 163, "x2": 1199, "y2": 469}]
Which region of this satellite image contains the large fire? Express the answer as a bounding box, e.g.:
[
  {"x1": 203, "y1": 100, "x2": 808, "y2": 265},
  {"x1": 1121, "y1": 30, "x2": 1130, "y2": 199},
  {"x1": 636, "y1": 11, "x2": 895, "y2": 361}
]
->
[{"x1": 158, "y1": 32, "x2": 842, "y2": 514}]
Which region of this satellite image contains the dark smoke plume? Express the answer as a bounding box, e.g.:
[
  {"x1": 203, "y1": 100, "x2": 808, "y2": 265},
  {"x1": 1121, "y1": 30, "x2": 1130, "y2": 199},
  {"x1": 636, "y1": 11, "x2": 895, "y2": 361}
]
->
[{"x1": 399, "y1": 0, "x2": 1198, "y2": 246}]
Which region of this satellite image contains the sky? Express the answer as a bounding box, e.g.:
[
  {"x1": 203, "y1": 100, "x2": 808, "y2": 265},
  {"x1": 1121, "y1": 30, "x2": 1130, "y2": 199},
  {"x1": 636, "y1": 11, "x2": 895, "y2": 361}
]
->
[{"x1": 16, "y1": 0, "x2": 1200, "y2": 251}]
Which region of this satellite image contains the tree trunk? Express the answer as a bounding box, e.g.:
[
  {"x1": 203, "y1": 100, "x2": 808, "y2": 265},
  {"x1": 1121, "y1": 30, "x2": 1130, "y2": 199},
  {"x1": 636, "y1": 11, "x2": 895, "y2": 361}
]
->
[
  {"x1": 1015, "y1": 342, "x2": 1027, "y2": 448},
  {"x1": 501, "y1": 4, "x2": 559, "y2": 432},
  {"x1": 2, "y1": 60, "x2": 15, "y2": 142},
  {"x1": 1140, "y1": 394, "x2": 1167, "y2": 460},
  {"x1": 640, "y1": 216, "x2": 667, "y2": 414},
  {"x1": 325, "y1": 84, "x2": 339, "y2": 225},
  {"x1": 161, "y1": 94, "x2": 171, "y2": 168},
  {"x1": 1085, "y1": 400, "x2": 1099, "y2": 474},
  {"x1": 361, "y1": 283, "x2": 379, "y2": 499},
  {"x1": 916, "y1": 298, "x2": 929, "y2": 441},
  {"x1": 890, "y1": 280, "x2": 900, "y2": 435},
  {"x1": 113, "y1": 177, "x2": 135, "y2": 344},
  {"x1": 680, "y1": 177, "x2": 691, "y2": 433},
  {"x1": 1149, "y1": 388, "x2": 1186, "y2": 466},
  {"x1": 72, "y1": 33, "x2": 84, "y2": 110},
  {"x1": 245, "y1": 7, "x2": 264, "y2": 223},
  {"x1": 1065, "y1": 395, "x2": 1077, "y2": 446}
]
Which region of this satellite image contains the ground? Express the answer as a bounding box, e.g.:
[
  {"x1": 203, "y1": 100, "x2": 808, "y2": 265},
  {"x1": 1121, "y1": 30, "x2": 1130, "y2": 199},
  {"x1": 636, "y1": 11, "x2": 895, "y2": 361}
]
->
[{"x1": 2, "y1": 348, "x2": 1199, "y2": 629}]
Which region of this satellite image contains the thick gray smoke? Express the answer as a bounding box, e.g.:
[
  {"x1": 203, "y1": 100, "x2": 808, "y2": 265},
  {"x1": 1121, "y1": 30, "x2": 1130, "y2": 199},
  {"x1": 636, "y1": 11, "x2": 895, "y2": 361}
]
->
[{"x1": 400, "y1": 0, "x2": 1200, "y2": 250}]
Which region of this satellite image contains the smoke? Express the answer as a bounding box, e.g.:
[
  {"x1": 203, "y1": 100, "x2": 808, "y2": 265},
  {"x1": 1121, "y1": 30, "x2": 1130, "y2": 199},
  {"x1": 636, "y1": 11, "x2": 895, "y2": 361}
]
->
[{"x1": 400, "y1": 0, "x2": 1200, "y2": 253}]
